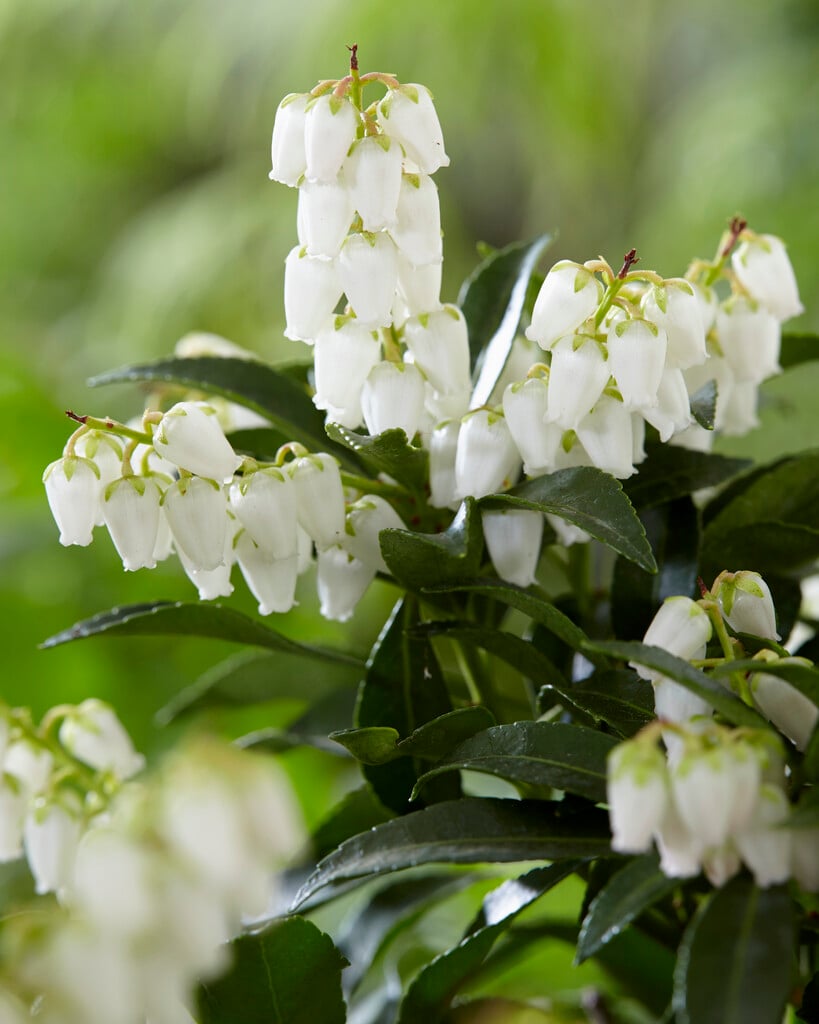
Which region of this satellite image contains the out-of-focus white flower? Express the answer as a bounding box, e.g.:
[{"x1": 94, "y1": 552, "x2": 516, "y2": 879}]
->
[
  {"x1": 288, "y1": 452, "x2": 346, "y2": 551},
  {"x1": 544, "y1": 335, "x2": 610, "y2": 430},
  {"x1": 377, "y1": 84, "x2": 449, "y2": 174},
  {"x1": 345, "y1": 135, "x2": 403, "y2": 232},
  {"x1": 654, "y1": 798, "x2": 703, "y2": 879},
  {"x1": 304, "y1": 93, "x2": 359, "y2": 184},
  {"x1": 750, "y1": 671, "x2": 819, "y2": 752},
  {"x1": 714, "y1": 570, "x2": 780, "y2": 640},
  {"x1": 716, "y1": 298, "x2": 781, "y2": 385},
  {"x1": 671, "y1": 743, "x2": 754, "y2": 850},
  {"x1": 361, "y1": 360, "x2": 426, "y2": 440},
  {"x1": 641, "y1": 279, "x2": 707, "y2": 370},
  {"x1": 482, "y1": 509, "x2": 543, "y2": 587},
  {"x1": 152, "y1": 402, "x2": 241, "y2": 484},
  {"x1": 0, "y1": 776, "x2": 26, "y2": 862},
  {"x1": 162, "y1": 477, "x2": 229, "y2": 572},
  {"x1": 734, "y1": 783, "x2": 792, "y2": 888},
  {"x1": 339, "y1": 232, "x2": 399, "y2": 328},
  {"x1": 43, "y1": 456, "x2": 101, "y2": 547},
  {"x1": 701, "y1": 844, "x2": 741, "y2": 888},
  {"x1": 402, "y1": 306, "x2": 470, "y2": 395},
  {"x1": 174, "y1": 331, "x2": 257, "y2": 360},
  {"x1": 283, "y1": 245, "x2": 342, "y2": 343},
  {"x1": 606, "y1": 740, "x2": 669, "y2": 854},
  {"x1": 59, "y1": 700, "x2": 144, "y2": 779},
  {"x1": 317, "y1": 545, "x2": 375, "y2": 622},
  {"x1": 342, "y1": 495, "x2": 406, "y2": 574},
  {"x1": 5, "y1": 741, "x2": 54, "y2": 798},
  {"x1": 269, "y1": 92, "x2": 308, "y2": 187},
  {"x1": 229, "y1": 468, "x2": 298, "y2": 560},
  {"x1": 607, "y1": 318, "x2": 667, "y2": 408},
  {"x1": 390, "y1": 173, "x2": 442, "y2": 266},
  {"x1": 313, "y1": 319, "x2": 381, "y2": 428},
  {"x1": 732, "y1": 233, "x2": 804, "y2": 322},
  {"x1": 102, "y1": 475, "x2": 164, "y2": 572},
  {"x1": 525, "y1": 262, "x2": 602, "y2": 352},
  {"x1": 454, "y1": 409, "x2": 521, "y2": 500}
]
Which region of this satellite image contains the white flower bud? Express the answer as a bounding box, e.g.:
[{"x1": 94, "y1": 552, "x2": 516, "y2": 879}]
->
[
  {"x1": 346, "y1": 135, "x2": 403, "y2": 232},
  {"x1": 750, "y1": 672, "x2": 818, "y2": 752},
  {"x1": 482, "y1": 509, "x2": 544, "y2": 587},
  {"x1": 377, "y1": 84, "x2": 449, "y2": 174},
  {"x1": 174, "y1": 331, "x2": 256, "y2": 360},
  {"x1": 313, "y1": 319, "x2": 381, "y2": 428},
  {"x1": 361, "y1": 361, "x2": 426, "y2": 440},
  {"x1": 0, "y1": 777, "x2": 26, "y2": 861},
  {"x1": 390, "y1": 173, "x2": 442, "y2": 266},
  {"x1": 544, "y1": 335, "x2": 610, "y2": 430},
  {"x1": 575, "y1": 394, "x2": 636, "y2": 479},
  {"x1": 402, "y1": 306, "x2": 470, "y2": 395},
  {"x1": 641, "y1": 279, "x2": 707, "y2": 370},
  {"x1": 606, "y1": 740, "x2": 669, "y2": 854},
  {"x1": 317, "y1": 546, "x2": 375, "y2": 622},
  {"x1": 502, "y1": 377, "x2": 563, "y2": 477},
  {"x1": 153, "y1": 402, "x2": 240, "y2": 484},
  {"x1": 525, "y1": 262, "x2": 602, "y2": 351},
  {"x1": 283, "y1": 245, "x2": 342, "y2": 343},
  {"x1": 732, "y1": 233, "x2": 804, "y2": 322},
  {"x1": 634, "y1": 596, "x2": 712, "y2": 682},
  {"x1": 59, "y1": 699, "x2": 144, "y2": 778},
  {"x1": 428, "y1": 419, "x2": 460, "y2": 509},
  {"x1": 163, "y1": 476, "x2": 229, "y2": 571},
  {"x1": 607, "y1": 318, "x2": 667, "y2": 408},
  {"x1": 396, "y1": 254, "x2": 442, "y2": 314},
  {"x1": 297, "y1": 175, "x2": 353, "y2": 258},
  {"x1": 454, "y1": 409, "x2": 521, "y2": 500},
  {"x1": 339, "y1": 232, "x2": 399, "y2": 328},
  {"x1": 43, "y1": 456, "x2": 101, "y2": 547},
  {"x1": 288, "y1": 452, "x2": 346, "y2": 551},
  {"x1": 304, "y1": 93, "x2": 359, "y2": 183},
  {"x1": 235, "y1": 533, "x2": 298, "y2": 616},
  {"x1": 714, "y1": 570, "x2": 780, "y2": 640},
  {"x1": 24, "y1": 796, "x2": 82, "y2": 896},
  {"x1": 640, "y1": 366, "x2": 692, "y2": 442},
  {"x1": 716, "y1": 298, "x2": 781, "y2": 384},
  {"x1": 229, "y1": 468, "x2": 298, "y2": 560},
  {"x1": 5, "y1": 740, "x2": 53, "y2": 797},
  {"x1": 342, "y1": 495, "x2": 406, "y2": 574},
  {"x1": 734, "y1": 783, "x2": 792, "y2": 887},
  {"x1": 269, "y1": 93, "x2": 308, "y2": 186},
  {"x1": 102, "y1": 475, "x2": 164, "y2": 571}
]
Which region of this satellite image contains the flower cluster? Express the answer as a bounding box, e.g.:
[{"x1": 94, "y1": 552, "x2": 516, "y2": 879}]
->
[
  {"x1": 0, "y1": 705, "x2": 304, "y2": 1024},
  {"x1": 607, "y1": 571, "x2": 819, "y2": 888}
]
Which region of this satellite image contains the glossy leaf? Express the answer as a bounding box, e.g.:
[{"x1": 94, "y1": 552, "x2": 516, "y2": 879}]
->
[
  {"x1": 325, "y1": 423, "x2": 429, "y2": 493},
  {"x1": 397, "y1": 861, "x2": 578, "y2": 1023},
  {"x1": 585, "y1": 639, "x2": 767, "y2": 728},
  {"x1": 672, "y1": 877, "x2": 794, "y2": 1024},
  {"x1": 310, "y1": 786, "x2": 393, "y2": 861},
  {"x1": 89, "y1": 355, "x2": 360, "y2": 468},
  {"x1": 458, "y1": 234, "x2": 554, "y2": 403},
  {"x1": 481, "y1": 467, "x2": 656, "y2": 573},
  {"x1": 779, "y1": 332, "x2": 819, "y2": 369},
  {"x1": 331, "y1": 707, "x2": 496, "y2": 765},
  {"x1": 576, "y1": 852, "x2": 679, "y2": 963},
  {"x1": 623, "y1": 446, "x2": 749, "y2": 510},
  {"x1": 414, "y1": 721, "x2": 618, "y2": 802},
  {"x1": 292, "y1": 798, "x2": 611, "y2": 907},
  {"x1": 197, "y1": 916, "x2": 347, "y2": 1024},
  {"x1": 709, "y1": 657, "x2": 819, "y2": 707},
  {"x1": 540, "y1": 669, "x2": 655, "y2": 738},
  {"x1": 689, "y1": 379, "x2": 717, "y2": 429},
  {"x1": 380, "y1": 499, "x2": 484, "y2": 592}
]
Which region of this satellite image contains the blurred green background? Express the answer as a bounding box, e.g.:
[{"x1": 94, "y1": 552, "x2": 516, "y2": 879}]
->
[{"x1": 2, "y1": 0, "x2": 818, "y2": 754}]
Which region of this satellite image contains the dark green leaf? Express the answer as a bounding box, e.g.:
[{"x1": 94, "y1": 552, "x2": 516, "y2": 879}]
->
[
  {"x1": 540, "y1": 670, "x2": 655, "y2": 738},
  {"x1": 310, "y1": 786, "x2": 393, "y2": 861},
  {"x1": 481, "y1": 468, "x2": 656, "y2": 573},
  {"x1": 576, "y1": 852, "x2": 679, "y2": 963},
  {"x1": 690, "y1": 379, "x2": 717, "y2": 430},
  {"x1": 709, "y1": 658, "x2": 819, "y2": 707},
  {"x1": 584, "y1": 640, "x2": 766, "y2": 728},
  {"x1": 797, "y1": 972, "x2": 819, "y2": 1023},
  {"x1": 704, "y1": 522, "x2": 819, "y2": 579},
  {"x1": 330, "y1": 726, "x2": 401, "y2": 764},
  {"x1": 41, "y1": 602, "x2": 364, "y2": 666},
  {"x1": 156, "y1": 650, "x2": 361, "y2": 724},
  {"x1": 325, "y1": 423, "x2": 429, "y2": 493},
  {"x1": 227, "y1": 427, "x2": 292, "y2": 460},
  {"x1": 787, "y1": 788, "x2": 819, "y2": 829},
  {"x1": 414, "y1": 722, "x2": 618, "y2": 802},
  {"x1": 380, "y1": 499, "x2": 484, "y2": 592},
  {"x1": 623, "y1": 446, "x2": 749, "y2": 510},
  {"x1": 291, "y1": 798, "x2": 611, "y2": 907},
  {"x1": 780, "y1": 333, "x2": 819, "y2": 370},
  {"x1": 197, "y1": 917, "x2": 347, "y2": 1024},
  {"x1": 458, "y1": 234, "x2": 554, "y2": 400},
  {"x1": 356, "y1": 599, "x2": 453, "y2": 812},
  {"x1": 89, "y1": 356, "x2": 360, "y2": 469},
  {"x1": 672, "y1": 877, "x2": 794, "y2": 1024},
  {"x1": 397, "y1": 861, "x2": 578, "y2": 1023}
]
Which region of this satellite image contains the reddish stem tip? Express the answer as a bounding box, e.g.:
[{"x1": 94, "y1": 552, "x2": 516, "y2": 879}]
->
[
  {"x1": 617, "y1": 248, "x2": 639, "y2": 279},
  {"x1": 697, "y1": 575, "x2": 709, "y2": 599},
  {"x1": 65, "y1": 410, "x2": 87, "y2": 424},
  {"x1": 721, "y1": 217, "x2": 748, "y2": 259},
  {"x1": 347, "y1": 43, "x2": 359, "y2": 72}
]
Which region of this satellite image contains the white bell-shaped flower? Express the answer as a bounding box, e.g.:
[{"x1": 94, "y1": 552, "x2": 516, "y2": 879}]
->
[
  {"x1": 482, "y1": 508, "x2": 544, "y2": 587},
  {"x1": 525, "y1": 262, "x2": 602, "y2": 351},
  {"x1": 102, "y1": 475, "x2": 164, "y2": 572},
  {"x1": 43, "y1": 456, "x2": 101, "y2": 547},
  {"x1": 390, "y1": 173, "x2": 443, "y2": 266},
  {"x1": 653, "y1": 676, "x2": 712, "y2": 725},
  {"x1": 502, "y1": 377, "x2": 563, "y2": 477},
  {"x1": 317, "y1": 545, "x2": 375, "y2": 622},
  {"x1": 304, "y1": 93, "x2": 359, "y2": 183},
  {"x1": 152, "y1": 402, "x2": 240, "y2": 484},
  {"x1": 424, "y1": 384, "x2": 471, "y2": 425},
  {"x1": 732, "y1": 233, "x2": 804, "y2": 322},
  {"x1": 714, "y1": 570, "x2": 780, "y2": 640},
  {"x1": 269, "y1": 92, "x2": 308, "y2": 187},
  {"x1": 24, "y1": 795, "x2": 82, "y2": 897},
  {"x1": 283, "y1": 245, "x2": 342, "y2": 343},
  {"x1": 634, "y1": 596, "x2": 712, "y2": 682},
  {"x1": 361, "y1": 360, "x2": 426, "y2": 440},
  {"x1": 723, "y1": 740, "x2": 764, "y2": 835},
  {"x1": 692, "y1": 282, "x2": 718, "y2": 332},
  {"x1": 734, "y1": 783, "x2": 792, "y2": 887},
  {"x1": 640, "y1": 366, "x2": 692, "y2": 442},
  {"x1": 545, "y1": 335, "x2": 610, "y2": 430},
  {"x1": 313, "y1": 319, "x2": 381, "y2": 427},
  {"x1": 402, "y1": 305, "x2": 470, "y2": 395},
  {"x1": 339, "y1": 232, "x2": 399, "y2": 327},
  {"x1": 791, "y1": 827, "x2": 819, "y2": 892},
  {"x1": 606, "y1": 740, "x2": 669, "y2": 854},
  {"x1": 163, "y1": 476, "x2": 229, "y2": 571},
  {"x1": 297, "y1": 175, "x2": 353, "y2": 258},
  {"x1": 702, "y1": 844, "x2": 741, "y2": 888},
  {"x1": 607, "y1": 318, "x2": 667, "y2": 408},
  {"x1": 342, "y1": 495, "x2": 406, "y2": 574},
  {"x1": 235, "y1": 533, "x2": 298, "y2": 616},
  {"x1": 428, "y1": 419, "x2": 460, "y2": 509},
  {"x1": 488, "y1": 337, "x2": 540, "y2": 405},
  {"x1": 632, "y1": 412, "x2": 647, "y2": 465},
  {"x1": 296, "y1": 523, "x2": 314, "y2": 575},
  {"x1": 750, "y1": 672, "x2": 819, "y2": 752},
  {"x1": 396, "y1": 254, "x2": 442, "y2": 314},
  {"x1": 5, "y1": 740, "x2": 54, "y2": 797},
  {"x1": 73, "y1": 826, "x2": 160, "y2": 937},
  {"x1": 454, "y1": 409, "x2": 521, "y2": 500},
  {"x1": 684, "y1": 352, "x2": 736, "y2": 433},
  {"x1": 59, "y1": 699, "x2": 145, "y2": 778},
  {"x1": 73, "y1": 431, "x2": 124, "y2": 526},
  {"x1": 641, "y1": 279, "x2": 707, "y2": 370},
  {"x1": 377, "y1": 84, "x2": 449, "y2": 174},
  {"x1": 716, "y1": 298, "x2": 781, "y2": 384},
  {"x1": 575, "y1": 394, "x2": 636, "y2": 479},
  {"x1": 654, "y1": 799, "x2": 703, "y2": 878},
  {"x1": 671, "y1": 744, "x2": 741, "y2": 850},
  {"x1": 176, "y1": 530, "x2": 235, "y2": 601},
  {"x1": 345, "y1": 135, "x2": 403, "y2": 232},
  {"x1": 0, "y1": 777, "x2": 26, "y2": 861},
  {"x1": 229, "y1": 468, "x2": 298, "y2": 560},
  {"x1": 288, "y1": 452, "x2": 346, "y2": 551}
]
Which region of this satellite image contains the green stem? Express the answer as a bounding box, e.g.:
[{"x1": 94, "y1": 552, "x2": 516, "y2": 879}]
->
[
  {"x1": 341, "y1": 472, "x2": 407, "y2": 498},
  {"x1": 67, "y1": 413, "x2": 152, "y2": 446}
]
